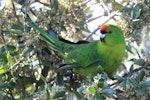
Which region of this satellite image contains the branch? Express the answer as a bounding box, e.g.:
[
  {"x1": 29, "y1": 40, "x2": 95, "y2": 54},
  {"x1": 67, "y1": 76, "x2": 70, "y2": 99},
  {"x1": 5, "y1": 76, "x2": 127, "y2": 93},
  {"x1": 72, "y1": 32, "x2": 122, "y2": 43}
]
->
[
  {"x1": 110, "y1": 65, "x2": 146, "y2": 88},
  {"x1": 35, "y1": 0, "x2": 50, "y2": 7},
  {"x1": 87, "y1": 15, "x2": 103, "y2": 23}
]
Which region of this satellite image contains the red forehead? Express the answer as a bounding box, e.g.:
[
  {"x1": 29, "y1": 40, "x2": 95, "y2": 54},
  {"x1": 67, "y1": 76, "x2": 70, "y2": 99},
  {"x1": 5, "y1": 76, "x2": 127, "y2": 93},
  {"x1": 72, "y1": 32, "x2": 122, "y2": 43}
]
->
[{"x1": 100, "y1": 24, "x2": 109, "y2": 34}]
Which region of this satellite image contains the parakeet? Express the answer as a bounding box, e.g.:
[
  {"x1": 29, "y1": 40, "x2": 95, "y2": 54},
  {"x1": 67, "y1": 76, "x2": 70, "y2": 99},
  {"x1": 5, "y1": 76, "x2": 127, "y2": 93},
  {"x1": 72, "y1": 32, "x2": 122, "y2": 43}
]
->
[{"x1": 27, "y1": 16, "x2": 125, "y2": 78}]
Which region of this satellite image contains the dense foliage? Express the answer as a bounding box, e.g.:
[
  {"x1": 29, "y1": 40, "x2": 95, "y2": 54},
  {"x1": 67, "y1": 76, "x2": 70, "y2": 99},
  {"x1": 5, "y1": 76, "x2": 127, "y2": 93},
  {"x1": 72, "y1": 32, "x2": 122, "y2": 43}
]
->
[{"x1": 0, "y1": 0, "x2": 150, "y2": 99}]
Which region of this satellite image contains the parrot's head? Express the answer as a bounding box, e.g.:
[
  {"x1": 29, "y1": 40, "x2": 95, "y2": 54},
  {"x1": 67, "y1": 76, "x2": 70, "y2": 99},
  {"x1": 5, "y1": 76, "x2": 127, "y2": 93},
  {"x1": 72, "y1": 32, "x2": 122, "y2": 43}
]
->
[{"x1": 100, "y1": 24, "x2": 125, "y2": 45}]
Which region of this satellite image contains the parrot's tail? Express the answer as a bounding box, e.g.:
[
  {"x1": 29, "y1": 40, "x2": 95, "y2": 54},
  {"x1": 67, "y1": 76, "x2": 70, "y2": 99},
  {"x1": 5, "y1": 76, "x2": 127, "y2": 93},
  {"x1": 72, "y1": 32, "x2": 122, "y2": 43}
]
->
[{"x1": 26, "y1": 15, "x2": 71, "y2": 53}]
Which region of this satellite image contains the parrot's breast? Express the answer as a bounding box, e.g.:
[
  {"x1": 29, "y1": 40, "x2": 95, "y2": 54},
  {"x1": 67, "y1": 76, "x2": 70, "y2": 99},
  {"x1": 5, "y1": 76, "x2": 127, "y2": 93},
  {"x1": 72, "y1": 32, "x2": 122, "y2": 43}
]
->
[{"x1": 98, "y1": 42, "x2": 125, "y2": 76}]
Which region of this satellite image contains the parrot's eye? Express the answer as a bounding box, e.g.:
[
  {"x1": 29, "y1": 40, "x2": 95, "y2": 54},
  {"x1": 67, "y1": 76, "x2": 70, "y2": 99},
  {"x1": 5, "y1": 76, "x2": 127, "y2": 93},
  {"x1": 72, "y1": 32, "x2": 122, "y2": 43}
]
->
[{"x1": 108, "y1": 31, "x2": 112, "y2": 34}]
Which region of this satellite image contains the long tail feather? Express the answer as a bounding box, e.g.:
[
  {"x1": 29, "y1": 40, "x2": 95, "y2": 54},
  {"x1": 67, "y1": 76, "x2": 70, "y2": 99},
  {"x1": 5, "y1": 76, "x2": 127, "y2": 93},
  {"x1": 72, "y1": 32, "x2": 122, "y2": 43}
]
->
[{"x1": 26, "y1": 15, "x2": 71, "y2": 53}]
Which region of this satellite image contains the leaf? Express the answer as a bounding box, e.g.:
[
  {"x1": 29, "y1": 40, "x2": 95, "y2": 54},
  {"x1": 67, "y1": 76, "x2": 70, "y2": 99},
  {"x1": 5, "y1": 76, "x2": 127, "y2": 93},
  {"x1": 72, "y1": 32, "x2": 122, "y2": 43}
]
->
[
  {"x1": 141, "y1": 49, "x2": 147, "y2": 56},
  {"x1": 135, "y1": 87, "x2": 144, "y2": 95},
  {"x1": 115, "y1": 75, "x2": 124, "y2": 83},
  {"x1": 88, "y1": 86, "x2": 96, "y2": 95},
  {"x1": 129, "y1": 64, "x2": 134, "y2": 72},
  {"x1": 102, "y1": 88, "x2": 115, "y2": 96},
  {"x1": 95, "y1": 94, "x2": 105, "y2": 100},
  {"x1": 98, "y1": 78, "x2": 104, "y2": 88},
  {"x1": 122, "y1": 16, "x2": 130, "y2": 23},
  {"x1": 112, "y1": 1, "x2": 123, "y2": 10},
  {"x1": 101, "y1": 73, "x2": 108, "y2": 80},
  {"x1": 84, "y1": 7, "x2": 92, "y2": 15},
  {"x1": 141, "y1": 81, "x2": 150, "y2": 87},
  {"x1": 52, "y1": 0, "x2": 59, "y2": 9},
  {"x1": 7, "y1": 52, "x2": 12, "y2": 65},
  {"x1": 131, "y1": 3, "x2": 141, "y2": 19},
  {"x1": 0, "y1": 65, "x2": 5, "y2": 74},
  {"x1": 11, "y1": 23, "x2": 23, "y2": 31},
  {"x1": 0, "y1": 53, "x2": 7, "y2": 64},
  {"x1": 134, "y1": 59, "x2": 145, "y2": 66},
  {"x1": 120, "y1": 7, "x2": 131, "y2": 13},
  {"x1": 0, "y1": 45, "x2": 17, "y2": 53},
  {"x1": 126, "y1": 46, "x2": 134, "y2": 54},
  {"x1": 26, "y1": 46, "x2": 34, "y2": 53},
  {"x1": 119, "y1": 80, "x2": 127, "y2": 87},
  {"x1": 53, "y1": 90, "x2": 66, "y2": 99},
  {"x1": 73, "y1": 91, "x2": 83, "y2": 99},
  {"x1": 26, "y1": 84, "x2": 32, "y2": 91},
  {"x1": 128, "y1": 78, "x2": 138, "y2": 86},
  {"x1": 136, "y1": 70, "x2": 145, "y2": 82},
  {"x1": 17, "y1": 0, "x2": 25, "y2": 5},
  {"x1": 56, "y1": 73, "x2": 64, "y2": 86}
]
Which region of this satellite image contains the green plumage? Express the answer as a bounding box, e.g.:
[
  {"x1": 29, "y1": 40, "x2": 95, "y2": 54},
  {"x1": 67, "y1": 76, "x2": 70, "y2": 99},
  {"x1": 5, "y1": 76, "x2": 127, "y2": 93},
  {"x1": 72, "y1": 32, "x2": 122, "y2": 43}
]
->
[{"x1": 27, "y1": 16, "x2": 125, "y2": 78}]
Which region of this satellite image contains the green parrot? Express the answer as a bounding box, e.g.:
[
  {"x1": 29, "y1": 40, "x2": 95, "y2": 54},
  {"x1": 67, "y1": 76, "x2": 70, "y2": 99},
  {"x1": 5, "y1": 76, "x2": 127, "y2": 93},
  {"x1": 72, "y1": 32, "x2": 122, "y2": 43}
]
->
[{"x1": 27, "y1": 16, "x2": 126, "y2": 78}]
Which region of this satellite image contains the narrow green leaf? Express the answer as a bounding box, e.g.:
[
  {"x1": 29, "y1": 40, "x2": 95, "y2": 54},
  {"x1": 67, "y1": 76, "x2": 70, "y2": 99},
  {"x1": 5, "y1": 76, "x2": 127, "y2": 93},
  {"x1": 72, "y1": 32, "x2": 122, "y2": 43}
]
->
[
  {"x1": 52, "y1": 0, "x2": 59, "y2": 9},
  {"x1": 115, "y1": 75, "x2": 124, "y2": 83},
  {"x1": 73, "y1": 91, "x2": 83, "y2": 99},
  {"x1": 11, "y1": 23, "x2": 23, "y2": 31},
  {"x1": 131, "y1": 3, "x2": 141, "y2": 19},
  {"x1": 120, "y1": 7, "x2": 131, "y2": 13},
  {"x1": 0, "y1": 65, "x2": 5, "y2": 74},
  {"x1": 53, "y1": 90, "x2": 66, "y2": 99},
  {"x1": 129, "y1": 64, "x2": 134, "y2": 72},
  {"x1": 136, "y1": 70, "x2": 145, "y2": 82},
  {"x1": 135, "y1": 87, "x2": 144, "y2": 95},
  {"x1": 7, "y1": 52, "x2": 12, "y2": 65},
  {"x1": 56, "y1": 73, "x2": 64, "y2": 86},
  {"x1": 126, "y1": 46, "x2": 134, "y2": 54},
  {"x1": 128, "y1": 78, "x2": 138, "y2": 86}
]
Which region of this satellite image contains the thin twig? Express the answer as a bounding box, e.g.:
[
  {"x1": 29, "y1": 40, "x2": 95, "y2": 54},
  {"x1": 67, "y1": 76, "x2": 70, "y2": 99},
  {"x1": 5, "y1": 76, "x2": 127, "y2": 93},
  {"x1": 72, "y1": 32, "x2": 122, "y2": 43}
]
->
[
  {"x1": 11, "y1": 0, "x2": 21, "y2": 23},
  {"x1": 87, "y1": 15, "x2": 103, "y2": 23},
  {"x1": 83, "y1": 0, "x2": 92, "y2": 5},
  {"x1": 110, "y1": 66, "x2": 146, "y2": 88},
  {"x1": 36, "y1": 0, "x2": 50, "y2": 6}
]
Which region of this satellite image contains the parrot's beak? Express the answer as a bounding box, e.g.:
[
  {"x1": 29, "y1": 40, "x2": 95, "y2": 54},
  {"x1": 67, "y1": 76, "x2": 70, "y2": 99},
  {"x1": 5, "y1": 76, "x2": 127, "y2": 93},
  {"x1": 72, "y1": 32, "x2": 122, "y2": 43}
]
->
[{"x1": 100, "y1": 34, "x2": 105, "y2": 43}]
